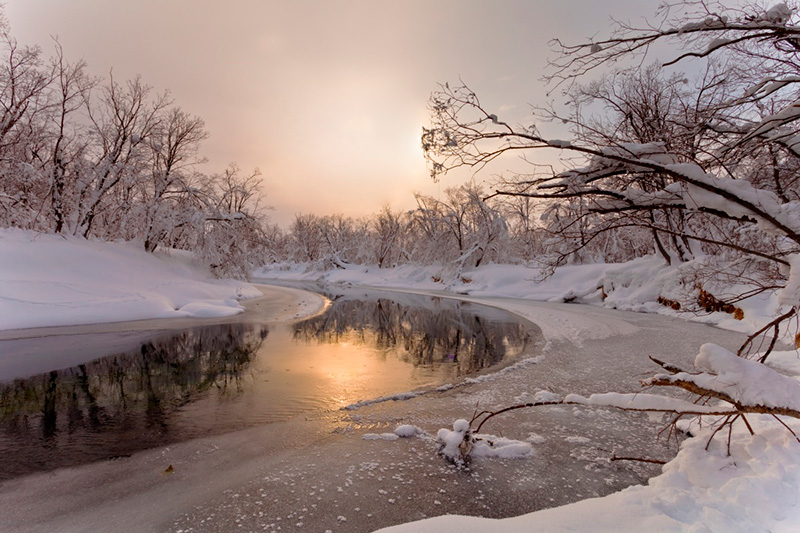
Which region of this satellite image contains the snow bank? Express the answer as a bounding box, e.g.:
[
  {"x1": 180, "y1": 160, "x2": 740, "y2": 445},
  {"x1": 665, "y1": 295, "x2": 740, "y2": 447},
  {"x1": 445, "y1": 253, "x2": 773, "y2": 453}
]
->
[
  {"x1": 255, "y1": 255, "x2": 785, "y2": 338},
  {"x1": 381, "y1": 414, "x2": 800, "y2": 533},
  {"x1": 0, "y1": 229, "x2": 261, "y2": 330}
]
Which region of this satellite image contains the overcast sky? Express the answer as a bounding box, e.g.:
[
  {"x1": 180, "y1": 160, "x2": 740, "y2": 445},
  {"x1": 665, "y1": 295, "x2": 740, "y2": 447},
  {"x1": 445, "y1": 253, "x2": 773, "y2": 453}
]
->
[{"x1": 6, "y1": 0, "x2": 660, "y2": 226}]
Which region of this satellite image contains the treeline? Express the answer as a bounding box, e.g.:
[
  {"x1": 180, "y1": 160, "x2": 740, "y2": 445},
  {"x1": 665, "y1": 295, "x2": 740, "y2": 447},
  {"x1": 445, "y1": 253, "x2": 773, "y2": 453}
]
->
[
  {"x1": 261, "y1": 181, "x2": 654, "y2": 274},
  {"x1": 0, "y1": 12, "x2": 665, "y2": 280}
]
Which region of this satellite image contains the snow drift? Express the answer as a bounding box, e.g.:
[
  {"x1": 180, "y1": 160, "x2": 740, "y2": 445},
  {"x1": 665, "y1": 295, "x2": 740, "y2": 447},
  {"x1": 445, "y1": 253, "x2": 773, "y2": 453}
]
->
[{"x1": 0, "y1": 229, "x2": 260, "y2": 330}]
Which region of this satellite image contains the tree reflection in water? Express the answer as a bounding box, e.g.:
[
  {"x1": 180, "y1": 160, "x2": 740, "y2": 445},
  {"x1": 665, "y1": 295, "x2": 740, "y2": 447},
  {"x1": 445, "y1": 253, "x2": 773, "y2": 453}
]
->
[
  {"x1": 0, "y1": 291, "x2": 532, "y2": 481},
  {"x1": 0, "y1": 323, "x2": 267, "y2": 480},
  {"x1": 293, "y1": 295, "x2": 530, "y2": 377}
]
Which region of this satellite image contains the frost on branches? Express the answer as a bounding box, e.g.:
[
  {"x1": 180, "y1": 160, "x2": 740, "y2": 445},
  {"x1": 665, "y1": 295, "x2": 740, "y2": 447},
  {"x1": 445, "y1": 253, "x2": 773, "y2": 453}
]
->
[{"x1": 424, "y1": 1, "x2": 800, "y2": 458}]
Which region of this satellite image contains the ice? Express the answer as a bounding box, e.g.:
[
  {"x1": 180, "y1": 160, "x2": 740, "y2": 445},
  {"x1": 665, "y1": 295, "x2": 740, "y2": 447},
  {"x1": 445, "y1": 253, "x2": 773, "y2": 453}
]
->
[{"x1": 363, "y1": 433, "x2": 400, "y2": 441}]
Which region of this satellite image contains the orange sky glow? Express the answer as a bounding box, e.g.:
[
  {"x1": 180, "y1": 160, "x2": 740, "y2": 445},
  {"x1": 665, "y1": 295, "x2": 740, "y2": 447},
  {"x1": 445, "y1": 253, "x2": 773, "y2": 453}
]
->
[{"x1": 7, "y1": 0, "x2": 660, "y2": 226}]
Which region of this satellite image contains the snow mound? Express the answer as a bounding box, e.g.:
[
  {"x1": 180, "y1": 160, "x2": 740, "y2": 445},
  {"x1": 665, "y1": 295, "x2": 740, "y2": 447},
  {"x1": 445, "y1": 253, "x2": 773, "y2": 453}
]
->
[
  {"x1": 677, "y1": 343, "x2": 800, "y2": 410},
  {"x1": 471, "y1": 434, "x2": 533, "y2": 459},
  {"x1": 436, "y1": 419, "x2": 533, "y2": 463},
  {"x1": 394, "y1": 424, "x2": 424, "y2": 438},
  {"x1": 0, "y1": 229, "x2": 260, "y2": 330},
  {"x1": 363, "y1": 433, "x2": 399, "y2": 441}
]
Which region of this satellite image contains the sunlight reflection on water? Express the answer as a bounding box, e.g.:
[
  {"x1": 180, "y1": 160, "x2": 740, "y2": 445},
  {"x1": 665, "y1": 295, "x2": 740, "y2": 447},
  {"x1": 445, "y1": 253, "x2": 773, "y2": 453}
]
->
[{"x1": 0, "y1": 291, "x2": 532, "y2": 480}]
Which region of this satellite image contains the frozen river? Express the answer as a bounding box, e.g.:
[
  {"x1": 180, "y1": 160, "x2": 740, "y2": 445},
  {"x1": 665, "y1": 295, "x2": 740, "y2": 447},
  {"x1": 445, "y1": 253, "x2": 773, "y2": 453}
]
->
[
  {"x1": 0, "y1": 285, "x2": 748, "y2": 532},
  {"x1": 0, "y1": 287, "x2": 531, "y2": 481}
]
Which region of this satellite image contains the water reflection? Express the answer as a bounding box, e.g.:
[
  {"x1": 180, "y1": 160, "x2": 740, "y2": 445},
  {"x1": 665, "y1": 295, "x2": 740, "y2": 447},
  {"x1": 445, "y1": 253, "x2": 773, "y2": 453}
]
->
[
  {"x1": 294, "y1": 296, "x2": 525, "y2": 376},
  {"x1": 0, "y1": 324, "x2": 267, "y2": 480},
  {"x1": 0, "y1": 292, "x2": 531, "y2": 481}
]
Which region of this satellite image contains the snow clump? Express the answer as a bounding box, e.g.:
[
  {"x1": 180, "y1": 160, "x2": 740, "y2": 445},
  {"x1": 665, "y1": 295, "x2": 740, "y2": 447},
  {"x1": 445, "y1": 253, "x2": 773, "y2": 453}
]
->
[
  {"x1": 436, "y1": 418, "x2": 533, "y2": 463},
  {"x1": 437, "y1": 419, "x2": 473, "y2": 463},
  {"x1": 394, "y1": 424, "x2": 423, "y2": 438}
]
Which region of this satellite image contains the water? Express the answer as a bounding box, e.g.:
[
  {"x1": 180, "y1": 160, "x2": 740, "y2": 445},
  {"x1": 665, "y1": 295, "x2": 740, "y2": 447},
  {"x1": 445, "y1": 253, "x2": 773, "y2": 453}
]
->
[{"x1": 0, "y1": 289, "x2": 532, "y2": 480}]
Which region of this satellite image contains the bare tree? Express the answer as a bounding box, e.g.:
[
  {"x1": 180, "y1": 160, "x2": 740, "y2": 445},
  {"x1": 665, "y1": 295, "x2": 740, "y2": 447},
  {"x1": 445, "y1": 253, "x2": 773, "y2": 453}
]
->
[
  {"x1": 76, "y1": 75, "x2": 169, "y2": 238},
  {"x1": 140, "y1": 107, "x2": 207, "y2": 252},
  {"x1": 423, "y1": 1, "x2": 800, "y2": 355}
]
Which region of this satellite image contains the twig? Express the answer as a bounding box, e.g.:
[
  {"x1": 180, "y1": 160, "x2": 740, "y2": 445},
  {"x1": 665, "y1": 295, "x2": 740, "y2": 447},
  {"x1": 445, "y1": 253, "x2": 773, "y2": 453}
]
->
[
  {"x1": 740, "y1": 414, "x2": 755, "y2": 436},
  {"x1": 737, "y1": 306, "x2": 797, "y2": 359},
  {"x1": 706, "y1": 415, "x2": 732, "y2": 451},
  {"x1": 611, "y1": 455, "x2": 667, "y2": 465},
  {"x1": 726, "y1": 415, "x2": 738, "y2": 455},
  {"x1": 649, "y1": 356, "x2": 686, "y2": 374},
  {"x1": 474, "y1": 401, "x2": 560, "y2": 433},
  {"x1": 771, "y1": 414, "x2": 800, "y2": 443}
]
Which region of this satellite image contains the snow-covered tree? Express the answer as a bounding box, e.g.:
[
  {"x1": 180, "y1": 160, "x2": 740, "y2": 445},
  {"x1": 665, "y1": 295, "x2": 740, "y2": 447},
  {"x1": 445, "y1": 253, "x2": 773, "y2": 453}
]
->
[
  {"x1": 424, "y1": 0, "x2": 800, "y2": 356},
  {"x1": 139, "y1": 107, "x2": 208, "y2": 252},
  {"x1": 0, "y1": 26, "x2": 54, "y2": 230},
  {"x1": 411, "y1": 182, "x2": 508, "y2": 274},
  {"x1": 0, "y1": 16, "x2": 278, "y2": 279},
  {"x1": 371, "y1": 205, "x2": 406, "y2": 268},
  {"x1": 424, "y1": 1, "x2": 800, "y2": 452}
]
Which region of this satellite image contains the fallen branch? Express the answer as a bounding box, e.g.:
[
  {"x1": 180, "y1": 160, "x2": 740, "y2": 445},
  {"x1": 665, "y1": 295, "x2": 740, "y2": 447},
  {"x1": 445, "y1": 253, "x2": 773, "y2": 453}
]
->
[
  {"x1": 645, "y1": 376, "x2": 800, "y2": 419},
  {"x1": 610, "y1": 455, "x2": 667, "y2": 465}
]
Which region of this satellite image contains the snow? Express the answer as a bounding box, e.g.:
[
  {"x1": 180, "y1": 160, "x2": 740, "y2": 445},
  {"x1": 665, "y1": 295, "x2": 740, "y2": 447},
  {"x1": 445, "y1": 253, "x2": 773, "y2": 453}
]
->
[
  {"x1": 435, "y1": 419, "x2": 533, "y2": 463},
  {"x1": 646, "y1": 343, "x2": 800, "y2": 411},
  {"x1": 767, "y1": 2, "x2": 794, "y2": 24},
  {"x1": 0, "y1": 228, "x2": 261, "y2": 330},
  {"x1": 4, "y1": 231, "x2": 800, "y2": 531},
  {"x1": 548, "y1": 139, "x2": 572, "y2": 148},
  {"x1": 254, "y1": 259, "x2": 800, "y2": 533},
  {"x1": 452, "y1": 419, "x2": 470, "y2": 432},
  {"x1": 394, "y1": 424, "x2": 423, "y2": 438},
  {"x1": 255, "y1": 255, "x2": 785, "y2": 340},
  {"x1": 564, "y1": 391, "x2": 737, "y2": 414},
  {"x1": 781, "y1": 253, "x2": 800, "y2": 306},
  {"x1": 471, "y1": 435, "x2": 534, "y2": 459},
  {"x1": 436, "y1": 419, "x2": 471, "y2": 462}
]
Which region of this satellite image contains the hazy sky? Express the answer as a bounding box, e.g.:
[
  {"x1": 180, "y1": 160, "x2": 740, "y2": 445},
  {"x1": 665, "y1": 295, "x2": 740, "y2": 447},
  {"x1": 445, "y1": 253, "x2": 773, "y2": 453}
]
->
[{"x1": 6, "y1": 0, "x2": 660, "y2": 226}]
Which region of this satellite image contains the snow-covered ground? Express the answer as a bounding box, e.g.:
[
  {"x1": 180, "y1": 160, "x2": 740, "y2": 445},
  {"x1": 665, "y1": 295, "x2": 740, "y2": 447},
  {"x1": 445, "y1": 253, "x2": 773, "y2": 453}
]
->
[
  {"x1": 3, "y1": 233, "x2": 800, "y2": 531},
  {"x1": 255, "y1": 258, "x2": 782, "y2": 338},
  {"x1": 255, "y1": 261, "x2": 800, "y2": 532},
  {"x1": 0, "y1": 229, "x2": 262, "y2": 331}
]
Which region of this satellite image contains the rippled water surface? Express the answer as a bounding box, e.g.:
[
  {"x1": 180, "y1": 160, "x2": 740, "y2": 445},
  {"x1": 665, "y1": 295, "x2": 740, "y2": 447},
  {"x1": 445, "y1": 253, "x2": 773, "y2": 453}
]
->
[{"x1": 0, "y1": 289, "x2": 532, "y2": 480}]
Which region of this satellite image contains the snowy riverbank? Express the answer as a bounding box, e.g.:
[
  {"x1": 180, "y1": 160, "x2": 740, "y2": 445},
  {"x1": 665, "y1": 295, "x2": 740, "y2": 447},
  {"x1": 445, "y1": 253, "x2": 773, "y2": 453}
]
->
[
  {"x1": 0, "y1": 229, "x2": 262, "y2": 331},
  {"x1": 2, "y1": 232, "x2": 800, "y2": 531},
  {"x1": 255, "y1": 258, "x2": 782, "y2": 339},
  {"x1": 254, "y1": 262, "x2": 800, "y2": 532}
]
